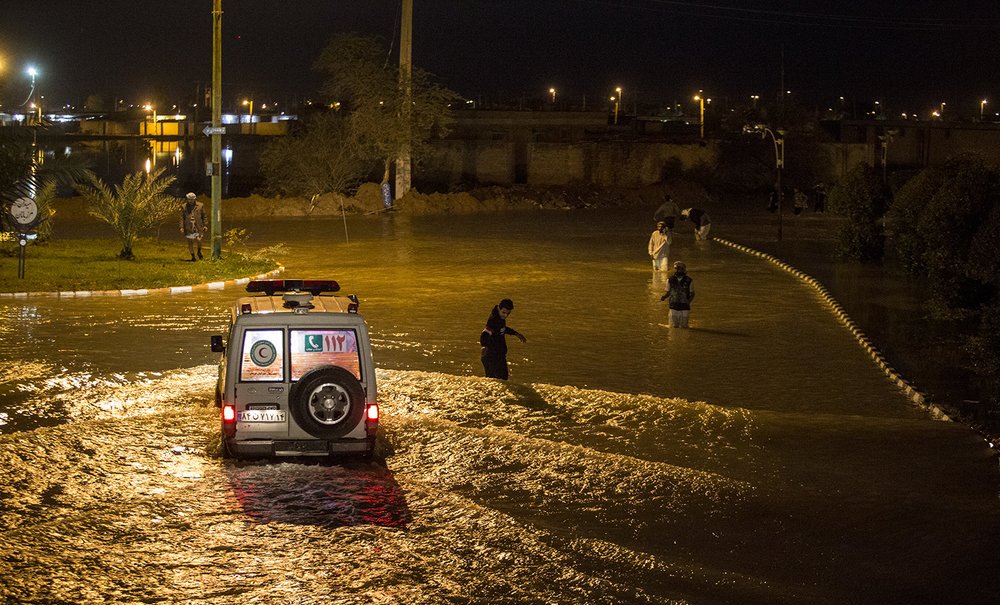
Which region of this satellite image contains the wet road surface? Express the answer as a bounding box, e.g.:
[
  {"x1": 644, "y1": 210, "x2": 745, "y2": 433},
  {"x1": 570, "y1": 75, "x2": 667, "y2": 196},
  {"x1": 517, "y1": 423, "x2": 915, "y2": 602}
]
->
[{"x1": 1, "y1": 209, "x2": 998, "y2": 604}]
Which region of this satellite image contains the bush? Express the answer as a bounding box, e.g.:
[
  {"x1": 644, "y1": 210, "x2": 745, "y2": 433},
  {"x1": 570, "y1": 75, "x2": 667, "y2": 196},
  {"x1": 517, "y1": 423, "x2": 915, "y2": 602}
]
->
[
  {"x1": 75, "y1": 168, "x2": 178, "y2": 260},
  {"x1": 886, "y1": 154, "x2": 1000, "y2": 313},
  {"x1": 827, "y1": 162, "x2": 889, "y2": 261},
  {"x1": 965, "y1": 302, "x2": 1000, "y2": 412}
]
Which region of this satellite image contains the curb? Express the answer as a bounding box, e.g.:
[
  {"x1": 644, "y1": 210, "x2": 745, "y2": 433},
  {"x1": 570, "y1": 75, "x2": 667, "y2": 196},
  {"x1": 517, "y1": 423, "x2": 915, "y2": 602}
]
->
[
  {"x1": 0, "y1": 265, "x2": 285, "y2": 298},
  {"x1": 714, "y1": 237, "x2": 955, "y2": 423}
]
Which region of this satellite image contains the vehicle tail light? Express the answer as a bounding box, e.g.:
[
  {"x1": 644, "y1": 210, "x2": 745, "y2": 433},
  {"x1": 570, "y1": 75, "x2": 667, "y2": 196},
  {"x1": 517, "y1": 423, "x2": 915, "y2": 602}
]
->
[
  {"x1": 222, "y1": 403, "x2": 237, "y2": 423},
  {"x1": 366, "y1": 403, "x2": 379, "y2": 422}
]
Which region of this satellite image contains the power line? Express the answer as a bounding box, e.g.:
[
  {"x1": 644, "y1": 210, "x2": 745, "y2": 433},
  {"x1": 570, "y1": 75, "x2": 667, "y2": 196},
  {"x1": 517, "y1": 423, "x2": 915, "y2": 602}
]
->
[{"x1": 566, "y1": 0, "x2": 1000, "y2": 31}]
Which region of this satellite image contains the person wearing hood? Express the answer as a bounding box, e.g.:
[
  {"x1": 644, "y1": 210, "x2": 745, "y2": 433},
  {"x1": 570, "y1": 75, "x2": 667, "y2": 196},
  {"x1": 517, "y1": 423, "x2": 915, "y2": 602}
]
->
[
  {"x1": 180, "y1": 192, "x2": 208, "y2": 261},
  {"x1": 479, "y1": 298, "x2": 527, "y2": 380}
]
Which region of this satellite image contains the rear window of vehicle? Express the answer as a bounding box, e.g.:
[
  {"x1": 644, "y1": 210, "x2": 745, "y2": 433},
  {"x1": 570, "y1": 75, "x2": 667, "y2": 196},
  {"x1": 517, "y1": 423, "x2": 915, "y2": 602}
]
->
[
  {"x1": 290, "y1": 329, "x2": 362, "y2": 381},
  {"x1": 240, "y1": 329, "x2": 285, "y2": 382}
]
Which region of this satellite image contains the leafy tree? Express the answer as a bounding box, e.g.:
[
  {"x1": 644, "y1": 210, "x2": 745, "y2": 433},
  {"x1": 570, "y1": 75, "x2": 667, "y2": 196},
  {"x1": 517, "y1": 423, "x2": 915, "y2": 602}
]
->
[
  {"x1": 0, "y1": 137, "x2": 33, "y2": 194},
  {"x1": 886, "y1": 154, "x2": 1000, "y2": 312},
  {"x1": 84, "y1": 94, "x2": 107, "y2": 112},
  {"x1": 885, "y1": 166, "x2": 942, "y2": 274},
  {"x1": 965, "y1": 302, "x2": 1000, "y2": 413},
  {"x1": 827, "y1": 162, "x2": 889, "y2": 261},
  {"x1": 259, "y1": 112, "x2": 366, "y2": 207},
  {"x1": 314, "y1": 33, "x2": 458, "y2": 187},
  {"x1": 0, "y1": 131, "x2": 89, "y2": 242},
  {"x1": 75, "y1": 168, "x2": 177, "y2": 260}
]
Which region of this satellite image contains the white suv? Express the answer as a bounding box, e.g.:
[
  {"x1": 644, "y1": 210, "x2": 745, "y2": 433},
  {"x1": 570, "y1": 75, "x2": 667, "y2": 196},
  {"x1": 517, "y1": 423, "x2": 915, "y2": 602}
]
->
[{"x1": 211, "y1": 279, "x2": 379, "y2": 459}]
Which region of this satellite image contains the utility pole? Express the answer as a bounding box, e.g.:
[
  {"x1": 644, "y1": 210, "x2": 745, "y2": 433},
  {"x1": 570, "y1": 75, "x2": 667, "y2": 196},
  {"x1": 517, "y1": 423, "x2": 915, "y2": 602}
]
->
[
  {"x1": 395, "y1": 0, "x2": 413, "y2": 202},
  {"x1": 210, "y1": 0, "x2": 223, "y2": 259}
]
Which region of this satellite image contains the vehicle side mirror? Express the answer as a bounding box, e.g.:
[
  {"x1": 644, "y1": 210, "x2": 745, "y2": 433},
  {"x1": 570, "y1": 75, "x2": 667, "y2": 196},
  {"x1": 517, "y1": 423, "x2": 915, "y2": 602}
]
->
[{"x1": 211, "y1": 335, "x2": 225, "y2": 353}]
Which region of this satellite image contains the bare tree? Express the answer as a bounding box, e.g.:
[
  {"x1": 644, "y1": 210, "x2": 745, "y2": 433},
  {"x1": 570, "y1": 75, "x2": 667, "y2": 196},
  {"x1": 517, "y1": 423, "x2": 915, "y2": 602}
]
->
[
  {"x1": 314, "y1": 33, "x2": 458, "y2": 188},
  {"x1": 260, "y1": 112, "x2": 366, "y2": 209}
]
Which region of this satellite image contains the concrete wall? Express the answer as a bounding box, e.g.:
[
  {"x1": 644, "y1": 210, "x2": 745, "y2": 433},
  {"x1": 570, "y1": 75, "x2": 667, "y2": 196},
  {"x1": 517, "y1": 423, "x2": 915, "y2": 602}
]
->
[
  {"x1": 837, "y1": 120, "x2": 1000, "y2": 170},
  {"x1": 822, "y1": 143, "x2": 871, "y2": 180},
  {"x1": 422, "y1": 139, "x2": 719, "y2": 188},
  {"x1": 528, "y1": 143, "x2": 586, "y2": 185},
  {"x1": 420, "y1": 140, "x2": 514, "y2": 186},
  {"x1": 78, "y1": 120, "x2": 133, "y2": 136}
]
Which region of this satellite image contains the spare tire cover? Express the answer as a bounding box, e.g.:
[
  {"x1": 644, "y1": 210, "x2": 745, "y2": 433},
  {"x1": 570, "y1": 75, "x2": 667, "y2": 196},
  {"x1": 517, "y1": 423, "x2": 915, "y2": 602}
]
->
[{"x1": 290, "y1": 366, "x2": 366, "y2": 439}]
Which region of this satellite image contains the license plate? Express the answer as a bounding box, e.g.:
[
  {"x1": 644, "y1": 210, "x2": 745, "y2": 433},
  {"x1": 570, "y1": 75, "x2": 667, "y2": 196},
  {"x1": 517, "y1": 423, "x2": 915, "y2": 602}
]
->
[{"x1": 237, "y1": 409, "x2": 286, "y2": 423}]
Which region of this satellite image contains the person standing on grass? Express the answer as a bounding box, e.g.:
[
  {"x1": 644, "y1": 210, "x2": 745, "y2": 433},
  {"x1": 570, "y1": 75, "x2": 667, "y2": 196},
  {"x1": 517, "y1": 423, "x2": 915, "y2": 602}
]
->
[
  {"x1": 480, "y1": 298, "x2": 527, "y2": 380},
  {"x1": 180, "y1": 192, "x2": 207, "y2": 261},
  {"x1": 661, "y1": 261, "x2": 695, "y2": 328}
]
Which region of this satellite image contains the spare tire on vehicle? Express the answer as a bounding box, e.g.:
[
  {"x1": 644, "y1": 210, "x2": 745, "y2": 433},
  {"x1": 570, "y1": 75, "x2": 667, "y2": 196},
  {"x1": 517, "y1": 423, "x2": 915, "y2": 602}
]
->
[{"x1": 290, "y1": 366, "x2": 366, "y2": 439}]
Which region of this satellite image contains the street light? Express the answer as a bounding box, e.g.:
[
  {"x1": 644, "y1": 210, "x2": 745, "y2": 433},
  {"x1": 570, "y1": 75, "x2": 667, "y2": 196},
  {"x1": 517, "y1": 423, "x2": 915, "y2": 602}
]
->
[
  {"x1": 878, "y1": 129, "x2": 897, "y2": 184},
  {"x1": 981, "y1": 99, "x2": 988, "y2": 121},
  {"x1": 143, "y1": 103, "x2": 156, "y2": 136},
  {"x1": 242, "y1": 98, "x2": 254, "y2": 132},
  {"x1": 750, "y1": 94, "x2": 759, "y2": 109},
  {"x1": 549, "y1": 87, "x2": 556, "y2": 104},
  {"x1": 610, "y1": 95, "x2": 619, "y2": 125},
  {"x1": 615, "y1": 86, "x2": 623, "y2": 117},
  {"x1": 746, "y1": 124, "x2": 786, "y2": 241},
  {"x1": 22, "y1": 65, "x2": 39, "y2": 115},
  {"x1": 693, "y1": 91, "x2": 709, "y2": 139}
]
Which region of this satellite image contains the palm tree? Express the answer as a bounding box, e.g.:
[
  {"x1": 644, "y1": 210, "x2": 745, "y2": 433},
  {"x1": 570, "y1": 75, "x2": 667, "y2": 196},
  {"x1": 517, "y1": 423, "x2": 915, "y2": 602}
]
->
[{"x1": 75, "y1": 168, "x2": 177, "y2": 260}]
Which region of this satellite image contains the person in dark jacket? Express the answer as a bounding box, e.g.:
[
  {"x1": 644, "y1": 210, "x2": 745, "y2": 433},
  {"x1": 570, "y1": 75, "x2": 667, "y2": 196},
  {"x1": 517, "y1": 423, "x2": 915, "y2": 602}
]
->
[
  {"x1": 680, "y1": 207, "x2": 712, "y2": 241},
  {"x1": 653, "y1": 194, "x2": 680, "y2": 229},
  {"x1": 479, "y1": 298, "x2": 527, "y2": 380},
  {"x1": 660, "y1": 261, "x2": 695, "y2": 328}
]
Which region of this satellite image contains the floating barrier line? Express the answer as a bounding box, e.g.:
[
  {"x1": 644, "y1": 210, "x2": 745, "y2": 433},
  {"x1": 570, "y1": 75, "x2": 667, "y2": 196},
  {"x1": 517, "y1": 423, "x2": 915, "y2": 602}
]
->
[{"x1": 715, "y1": 237, "x2": 952, "y2": 423}]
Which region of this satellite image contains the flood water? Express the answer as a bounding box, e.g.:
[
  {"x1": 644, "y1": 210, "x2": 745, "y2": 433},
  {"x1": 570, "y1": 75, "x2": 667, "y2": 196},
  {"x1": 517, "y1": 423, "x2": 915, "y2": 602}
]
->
[{"x1": 1, "y1": 208, "x2": 998, "y2": 604}]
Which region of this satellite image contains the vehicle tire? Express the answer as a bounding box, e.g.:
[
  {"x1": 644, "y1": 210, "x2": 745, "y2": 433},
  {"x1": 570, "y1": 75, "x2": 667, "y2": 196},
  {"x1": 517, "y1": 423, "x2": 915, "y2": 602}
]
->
[
  {"x1": 290, "y1": 366, "x2": 366, "y2": 439},
  {"x1": 221, "y1": 437, "x2": 236, "y2": 459}
]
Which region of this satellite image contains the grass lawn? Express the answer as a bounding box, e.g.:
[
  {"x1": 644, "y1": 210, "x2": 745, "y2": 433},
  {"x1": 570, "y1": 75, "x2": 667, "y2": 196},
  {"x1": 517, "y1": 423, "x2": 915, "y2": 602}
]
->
[{"x1": 0, "y1": 237, "x2": 281, "y2": 293}]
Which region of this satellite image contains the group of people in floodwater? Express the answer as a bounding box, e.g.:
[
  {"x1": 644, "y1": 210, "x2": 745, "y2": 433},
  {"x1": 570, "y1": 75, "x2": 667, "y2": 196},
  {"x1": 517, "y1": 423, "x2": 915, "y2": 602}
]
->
[
  {"x1": 478, "y1": 193, "x2": 704, "y2": 381},
  {"x1": 648, "y1": 194, "x2": 701, "y2": 328}
]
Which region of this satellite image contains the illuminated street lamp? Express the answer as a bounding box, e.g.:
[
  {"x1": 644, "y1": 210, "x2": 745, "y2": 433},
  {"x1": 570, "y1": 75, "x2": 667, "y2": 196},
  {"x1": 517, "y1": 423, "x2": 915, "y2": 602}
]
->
[
  {"x1": 615, "y1": 86, "x2": 623, "y2": 116},
  {"x1": 610, "y1": 95, "x2": 619, "y2": 125},
  {"x1": 750, "y1": 94, "x2": 759, "y2": 109},
  {"x1": 143, "y1": 103, "x2": 157, "y2": 136},
  {"x1": 693, "y1": 91, "x2": 710, "y2": 139},
  {"x1": 242, "y1": 98, "x2": 254, "y2": 133},
  {"x1": 549, "y1": 87, "x2": 556, "y2": 104},
  {"x1": 981, "y1": 99, "x2": 988, "y2": 121},
  {"x1": 745, "y1": 124, "x2": 786, "y2": 240},
  {"x1": 24, "y1": 65, "x2": 38, "y2": 99}
]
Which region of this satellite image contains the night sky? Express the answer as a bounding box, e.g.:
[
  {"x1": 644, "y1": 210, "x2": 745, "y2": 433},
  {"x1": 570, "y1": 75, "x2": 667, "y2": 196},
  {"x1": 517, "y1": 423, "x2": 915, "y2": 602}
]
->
[{"x1": 4, "y1": 0, "x2": 1000, "y2": 116}]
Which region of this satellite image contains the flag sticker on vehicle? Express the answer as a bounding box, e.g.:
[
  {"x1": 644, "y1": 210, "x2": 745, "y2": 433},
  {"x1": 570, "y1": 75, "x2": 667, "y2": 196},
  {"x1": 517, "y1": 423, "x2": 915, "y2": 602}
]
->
[
  {"x1": 241, "y1": 330, "x2": 285, "y2": 381},
  {"x1": 250, "y1": 340, "x2": 277, "y2": 366}
]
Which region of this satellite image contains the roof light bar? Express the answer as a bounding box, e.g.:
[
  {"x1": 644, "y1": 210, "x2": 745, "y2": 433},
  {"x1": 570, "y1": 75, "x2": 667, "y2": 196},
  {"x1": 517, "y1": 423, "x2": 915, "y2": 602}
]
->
[{"x1": 246, "y1": 279, "x2": 341, "y2": 296}]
